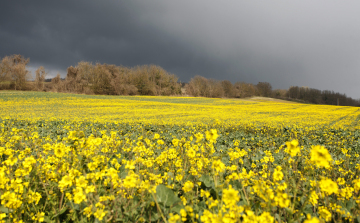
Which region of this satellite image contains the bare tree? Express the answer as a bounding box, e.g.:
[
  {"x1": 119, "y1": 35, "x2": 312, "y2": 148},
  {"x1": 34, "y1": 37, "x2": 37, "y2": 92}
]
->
[
  {"x1": 51, "y1": 73, "x2": 63, "y2": 92},
  {"x1": 14, "y1": 64, "x2": 30, "y2": 90},
  {"x1": 221, "y1": 80, "x2": 234, "y2": 98},
  {"x1": 272, "y1": 89, "x2": 287, "y2": 98},
  {"x1": 234, "y1": 82, "x2": 257, "y2": 98},
  {"x1": 186, "y1": 75, "x2": 208, "y2": 97},
  {"x1": 0, "y1": 56, "x2": 12, "y2": 83},
  {"x1": 185, "y1": 76, "x2": 224, "y2": 98},
  {"x1": 256, "y1": 82, "x2": 272, "y2": 97},
  {"x1": 0, "y1": 55, "x2": 31, "y2": 90},
  {"x1": 35, "y1": 66, "x2": 47, "y2": 91}
]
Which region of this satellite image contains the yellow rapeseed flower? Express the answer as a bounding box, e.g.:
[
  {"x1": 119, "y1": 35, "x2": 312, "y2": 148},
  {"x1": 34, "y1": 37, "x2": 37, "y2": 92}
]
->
[
  {"x1": 205, "y1": 129, "x2": 219, "y2": 142},
  {"x1": 304, "y1": 214, "x2": 320, "y2": 223},
  {"x1": 76, "y1": 176, "x2": 88, "y2": 188},
  {"x1": 285, "y1": 140, "x2": 300, "y2": 157},
  {"x1": 83, "y1": 205, "x2": 93, "y2": 218},
  {"x1": 59, "y1": 175, "x2": 73, "y2": 192},
  {"x1": 318, "y1": 206, "x2": 332, "y2": 222},
  {"x1": 54, "y1": 146, "x2": 65, "y2": 158},
  {"x1": 353, "y1": 179, "x2": 360, "y2": 192},
  {"x1": 125, "y1": 160, "x2": 136, "y2": 170},
  {"x1": 319, "y1": 178, "x2": 338, "y2": 195},
  {"x1": 32, "y1": 212, "x2": 45, "y2": 222},
  {"x1": 309, "y1": 191, "x2": 318, "y2": 206},
  {"x1": 212, "y1": 160, "x2": 226, "y2": 173},
  {"x1": 168, "y1": 213, "x2": 181, "y2": 223},
  {"x1": 73, "y1": 187, "x2": 87, "y2": 204},
  {"x1": 273, "y1": 169, "x2": 283, "y2": 181},
  {"x1": 182, "y1": 181, "x2": 194, "y2": 193},
  {"x1": 310, "y1": 145, "x2": 332, "y2": 168},
  {"x1": 94, "y1": 208, "x2": 107, "y2": 221},
  {"x1": 0, "y1": 213, "x2": 6, "y2": 223},
  {"x1": 222, "y1": 185, "x2": 240, "y2": 206},
  {"x1": 274, "y1": 193, "x2": 290, "y2": 208}
]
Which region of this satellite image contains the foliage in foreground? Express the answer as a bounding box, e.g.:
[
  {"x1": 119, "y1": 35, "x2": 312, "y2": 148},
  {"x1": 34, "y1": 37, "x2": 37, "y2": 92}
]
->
[
  {"x1": 1, "y1": 92, "x2": 360, "y2": 222},
  {"x1": 0, "y1": 120, "x2": 360, "y2": 222}
]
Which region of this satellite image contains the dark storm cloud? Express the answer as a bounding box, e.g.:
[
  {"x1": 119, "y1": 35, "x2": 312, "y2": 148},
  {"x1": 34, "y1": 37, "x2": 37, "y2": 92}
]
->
[{"x1": 1, "y1": 0, "x2": 360, "y2": 98}]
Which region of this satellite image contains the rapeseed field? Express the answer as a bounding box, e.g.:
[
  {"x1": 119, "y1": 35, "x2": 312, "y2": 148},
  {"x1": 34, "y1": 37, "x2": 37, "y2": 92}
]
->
[{"x1": 0, "y1": 91, "x2": 360, "y2": 222}]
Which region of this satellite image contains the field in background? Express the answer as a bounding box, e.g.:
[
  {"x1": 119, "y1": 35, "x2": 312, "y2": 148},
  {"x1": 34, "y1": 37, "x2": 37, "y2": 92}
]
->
[
  {"x1": 1, "y1": 91, "x2": 359, "y2": 129},
  {"x1": 0, "y1": 91, "x2": 360, "y2": 222}
]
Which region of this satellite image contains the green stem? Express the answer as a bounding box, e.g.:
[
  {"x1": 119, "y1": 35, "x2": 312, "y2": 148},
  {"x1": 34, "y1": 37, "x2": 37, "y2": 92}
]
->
[{"x1": 151, "y1": 192, "x2": 168, "y2": 223}]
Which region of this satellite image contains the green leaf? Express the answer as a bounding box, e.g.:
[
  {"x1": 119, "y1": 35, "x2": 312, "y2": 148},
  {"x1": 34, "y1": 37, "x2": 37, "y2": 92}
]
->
[
  {"x1": 0, "y1": 206, "x2": 9, "y2": 213},
  {"x1": 300, "y1": 196, "x2": 306, "y2": 205},
  {"x1": 43, "y1": 216, "x2": 52, "y2": 223},
  {"x1": 150, "y1": 213, "x2": 160, "y2": 221},
  {"x1": 52, "y1": 206, "x2": 68, "y2": 219},
  {"x1": 303, "y1": 204, "x2": 313, "y2": 215},
  {"x1": 119, "y1": 166, "x2": 127, "y2": 179},
  {"x1": 171, "y1": 204, "x2": 185, "y2": 214},
  {"x1": 156, "y1": 185, "x2": 181, "y2": 207},
  {"x1": 346, "y1": 199, "x2": 355, "y2": 210},
  {"x1": 275, "y1": 214, "x2": 281, "y2": 223},
  {"x1": 199, "y1": 175, "x2": 214, "y2": 188},
  {"x1": 197, "y1": 201, "x2": 207, "y2": 210},
  {"x1": 66, "y1": 202, "x2": 79, "y2": 210}
]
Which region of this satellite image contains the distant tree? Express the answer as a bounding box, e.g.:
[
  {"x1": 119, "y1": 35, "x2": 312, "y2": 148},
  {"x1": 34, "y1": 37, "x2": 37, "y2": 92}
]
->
[
  {"x1": 221, "y1": 80, "x2": 234, "y2": 98},
  {"x1": 51, "y1": 73, "x2": 61, "y2": 85},
  {"x1": 91, "y1": 64, "x2": 115, "y2": 95},
  {"x1": 146, "y1": 65, "x2": 181, "y2": 96},
  {"x1": 60, "y1": 62, "x2": 180, "y2": 96},
  {"x1": 64, "y1": 66, "x2": 79, "y2": 93},
  {"x1": 185, "y1": 76, "x2": 226, "y2": 98},
  {"x1": 0, "y1": 57, "x2": 11, "y2": 83},
  {"x1": 272, "y1": 89, "x2": 287, "y2": 98},
  {"x1": 256, "y1": 82, "x2": 272, "y2": 97},
  {"x1": 287, "y1": 85, "x2": 359, "y2": 106},
  {"x1": 51, "y1": 73, "x2": 63, "y2": 92},
  {"x1": 234, "y1": 82, "x2": 257, "y2": 98},
  {"x1": 132, "y1": 65, "x2": 156, "y2": 95},
  {"x1": 0, "y1": 55, "x2": 31, "y2": 90},
  {"x1": 186, "y1": 75, "x2": 207, "y2": 97},
  {"x1": 208, "y1": 79, "x2": 224, "y2": 98},
  {"x1": 308, "y1": 88, "x2": 322, "y2": 104},
  {"x1": 35, "y1": 66, "x2": 47, "y2": 91},
  {"x1": 287, "y1": 86, "x2": 299, "y2": 99}
]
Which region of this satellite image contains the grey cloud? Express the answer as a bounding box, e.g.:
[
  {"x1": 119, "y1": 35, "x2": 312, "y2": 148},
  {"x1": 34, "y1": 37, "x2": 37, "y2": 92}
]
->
[{"x1": 1, "y1": 0, "x2": 360, "y2": 98}]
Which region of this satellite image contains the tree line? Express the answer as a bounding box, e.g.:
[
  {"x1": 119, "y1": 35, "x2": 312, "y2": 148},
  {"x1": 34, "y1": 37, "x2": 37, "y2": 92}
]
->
[
  {"x1": 185, "y1": 75, "x2": 360, "y2": 106},
  {"x1": 287, "y1": 86, "x2": 360, "y2": 106},
  {"x1": 0, "y1": 55, "x2": 181, "y2": 96},
  {"x1": 185, "y1": 75, "x2": 274, "y2": 98},
  {"x1": 1, "y1": 54, "x2": 359, "y2": 106}
]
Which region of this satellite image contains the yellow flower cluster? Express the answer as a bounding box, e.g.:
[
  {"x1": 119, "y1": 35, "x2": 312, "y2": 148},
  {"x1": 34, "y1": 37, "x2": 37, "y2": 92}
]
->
[
  {"x1": 0, "y1": 92, "x2": 359, "y2": 222},
  {"x1": 1, "y1": 91, "x2": 360, "y2": 129}
]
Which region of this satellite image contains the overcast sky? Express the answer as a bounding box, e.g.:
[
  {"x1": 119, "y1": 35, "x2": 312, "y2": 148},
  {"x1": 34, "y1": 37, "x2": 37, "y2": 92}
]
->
[{"x1": 1, "y1": 1, "x2": 360, "y2": 98}]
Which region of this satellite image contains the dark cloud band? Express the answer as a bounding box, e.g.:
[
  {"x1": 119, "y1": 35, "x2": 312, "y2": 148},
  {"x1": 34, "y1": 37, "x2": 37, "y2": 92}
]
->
[{"x1": 1, "y1": 0, "x2": 359, "y2": 98}]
